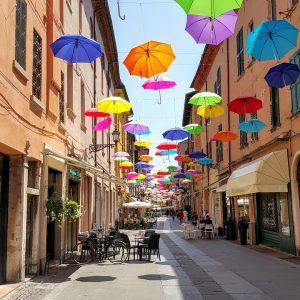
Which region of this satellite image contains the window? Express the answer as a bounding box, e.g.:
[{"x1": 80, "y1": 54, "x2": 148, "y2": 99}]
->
[
  {"x1": 59, "y1": 0, "x2": 64, "y2": 25},
  {"x1": 270, "y1": 87, "x2": 280, "y2": 128},
  {"x1": 247, "y1": 20, "x2": 255, "y2": 65},
  {"x1": 214, "y1": 67, "x2": 221, "y2": 96},
  {"x1": 59, "y1": 72, "x2": 65, "y2": 123},
  {"x1": 15, "y1": 0, "x2": 27, "y2": 69},
  {"x1": 239, "y1": 114, "x2": 248, "y2": 148},
  {"x1": 208, "y1": 141, "x2": 212, "y2": 158},
  {"x1": 81, "y1": 80, "x2": 85, "y2": 126},
  {"x1": 250, "y1": 112, "x2": 258, "y2": 141},
  {"x1": 101, "y1": 55, "x2": 105, "y2": 94},
  {"x1": 199, "y1": 116, "x2": 203, "y2": 127},
  {"x1": 79, "y1": 0, "x2": 83, "y2": 33},
  {"x1": 67, "y1": 64, "x2": 73, "y2": 109},
  {"x1": 32, "y1": 30, "x2": 42, "y2": 100},
  {"x1": 216, "y1": 124, "x2": 223, "y2": 162},
  {"x1": 90, "y1": 17, "x2": 94, "y2": 39},
  {"x1": 270, "y1": 0, "x2": 277, "y2": 20},
  {"x1": 290, "y1": 49, "x2": 300, "y2": 114},
  {"x1": 236, "y1": 28, "x2": 244, "y2": 76}
]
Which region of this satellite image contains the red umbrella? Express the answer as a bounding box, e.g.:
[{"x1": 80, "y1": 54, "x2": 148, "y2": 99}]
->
[
  {"x1": 214, "y1": 131, "x2": 238, "y2": 142},
  {"x1": 186, "y1": 169, "x2": 196, "y2": 174},
  {"x1": 84, "y1": 108, "x2": 110, "y2": 118},
  {"x1": 155, "y1": 151, "x2": 164, "y2": 156},
  {"x1": 156, "y1": 141, "x2": 178, "y2": 150},
  {"x1": 228, "y1": 96, "x2": 262, "y2": 114}
]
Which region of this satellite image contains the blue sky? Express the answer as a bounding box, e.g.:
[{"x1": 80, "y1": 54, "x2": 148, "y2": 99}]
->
[{"x1": 108, "y1": 0, "x2": 204, "y2": 171}]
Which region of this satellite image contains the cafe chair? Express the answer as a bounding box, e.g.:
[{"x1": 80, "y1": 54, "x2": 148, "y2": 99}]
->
[
  {"x1": 204, "y1": 224, "x2": 214, "y2": 239},
  {"x1": 114, "y1": 232, "x2": 139, "y2": 261},
  {"x1": 139, "y1": 233, "x2": 160, "y2": 262}
]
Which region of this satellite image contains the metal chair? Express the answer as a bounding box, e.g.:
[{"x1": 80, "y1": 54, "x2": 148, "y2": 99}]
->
[{"x1": 204, "y1": 224, "x2": 214, "y2": 239}]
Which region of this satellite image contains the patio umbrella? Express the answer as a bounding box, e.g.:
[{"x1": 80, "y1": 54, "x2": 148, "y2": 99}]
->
[
  {"x1": 123, "y1": 121, "x2": 150, "y2": 135},
  {"x1": 134, "y1": 139, "x2": 152, "y2": 147},
  {"x1": 84, "y1": 108, "x2": 110, "y2": 118},
  {"x1": 142, "y1": 76, "x2": 176, "y2": 104},
  {"x1": 238, "y1": 119, "x2": 266, "y2": 133},
  {"x1": 156, "y1": 142, "x2": 178, "y2": 150},
  {"x1": 126, "y1": 172, "x2": 138, "y2": 179},
  {"x1": 97, "y1": 97, "x2": 132, "y2": 114},
  {"x1": 197, "y1": 105, "x2": 224, "y2": 118},
  {"x1": 183, "y1": 124, "x2": 205, "y2": 134},
  {"x1": 113, "y1": 152, "x2": 130, "y2": 157},
  {"x1": 123, "y1": 40, "x2": 176, "y2": 78},
  {"x1": 214, "y1": 131, "x2": 238, "y2": 142},
  {"x1": 50, "y1": 34, "x2": 102, "y2": 63},
  {"x1": 175, "y1": 0, "x2": 244, "y2": 18},
  {"x1": 189, "y1": 151, "x2": 207, "y2": 159},
  {"x1": 139, "y1": 155, "x2": 153, "y2": 162},
  {"x1": 228, "y1": 96, "x2": 262, "y2": 114},
  {"x1": 198, "y1": 157, "x2": 214, "y2": 165},
  {"x1": 246, "y1": 20, "x2": 299, "y2": 61},
  {"x1": 135, "y1": 162, "x2": 150, "y2": 169},
  {"x1": 92, "y1": 117, "x2": 112, "y2": 131},
  {"x1": 264, "y1": 63, "x2": 300, "y2": 88},
  {"x1": 163, "y1": 127, "x2": 189, "y2": 141},
  {"x1": 186, "y1": 11, "x2": 238, "y2": 45},
  {"x1": 123, "y1": 201, "x2": 153, "y2": 208},
  {"x1": 189, "y1": 92, "x2": 222, "y2": 106}
]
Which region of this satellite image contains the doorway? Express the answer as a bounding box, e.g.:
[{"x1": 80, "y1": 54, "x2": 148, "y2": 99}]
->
[{"x1": 0, "y1": 154, "x2": 9, "y2": 283}]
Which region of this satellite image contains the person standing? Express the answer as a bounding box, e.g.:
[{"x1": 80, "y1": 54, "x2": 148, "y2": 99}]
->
[{"x1": 178, "y1": 210, "x2": 184, "y2": 223}]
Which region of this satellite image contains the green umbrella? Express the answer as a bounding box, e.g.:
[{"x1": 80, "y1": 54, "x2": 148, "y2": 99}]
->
[
  {"x1": 167, "y1": 165, "x2": 177, "y2": 172},
  {"x1": 184, "y1": 124, "x2": 205, "y2": 135},
  {"x1": 175, "y1": 0, "x2": 244, "y2": 18},
  {"x1": 114, "y1": 157, "x2": 129, "y2": 162},
  {"x1": 188, "y1": 92, "x2": 222, "y2": 106}
]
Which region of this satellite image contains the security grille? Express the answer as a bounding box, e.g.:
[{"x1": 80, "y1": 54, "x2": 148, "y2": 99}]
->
[
  {"x1": 15, "y1": 0, "x2": 27, "y2": 69},
  {"x1": 59, "y1": 72, "x2": 65, "y2": 123},
  {"x1": 32, "y1": 30, "x2": 42, "y2": 100}
]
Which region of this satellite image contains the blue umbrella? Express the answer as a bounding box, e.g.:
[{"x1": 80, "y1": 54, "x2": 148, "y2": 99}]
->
[
  {"x1": 163, "y1": 127, "x2": 189, "y2": 141},
  {"x1": 50, "y1": 34, "x2": 103, "y2": 63},
  {"x1": 135, "y1": 162, "x2": 149, "y2": 169},
  {"x1": 238, "y1": 119, "x2": 266, "y2": 133},
  {"x1": 264, "y1": 63, "x2": 300, "y2": 88},
  {"x1": 174, "y1": 173, "x2": 186, "y2": 179},
  {"x1": 198, "y1": 157, "x2": 214, "y2": 165},
  {"x1": 246, "y1": 20, "x2": 298, "y2": 61},
  {"x1": 160, "y1": 150, "x2": 178, "y2": 155},
  {"x1": 189, "y1": 151, "x2": 207, "y2": 159},
  {"x1": 184, "y1": 173, "x2": 194, "y2": 179}
]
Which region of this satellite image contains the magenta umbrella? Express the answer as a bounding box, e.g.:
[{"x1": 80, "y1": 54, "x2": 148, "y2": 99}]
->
[
  {"x1": 142, "y1": 76, "x2": 176, "y2": 104},
  {"x1": 93, "y1": 117, "x2": 112, "y2": 131},
  {"x1": 126, "y1": 172, "x2": 138, "y2": 179},
  {"x1": 186, "y1": 11, "x2": 238, "y2": 45}
]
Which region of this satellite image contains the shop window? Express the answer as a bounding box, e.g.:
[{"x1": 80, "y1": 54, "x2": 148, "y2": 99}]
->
[
  {"x1": 236, "y1": 27, "x2": 244, "y2": 77},
  {"x1": 237, "y1": 197, "x2": 249, "y2": 220},
  {"x1": 280, "y1": 194, "x2": 290, "y2": 236},
  {"x1": 259, "y1": 193, "x2": 279, "y2": 232}
]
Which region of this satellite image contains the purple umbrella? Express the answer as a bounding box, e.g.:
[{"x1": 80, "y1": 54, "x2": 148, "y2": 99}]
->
[
  {"x1": 123, "y1": 121, "x2": 150, "y2": 135},
  {"x1": 186, "y1": 11, "x2": 238, "y2": 45}
]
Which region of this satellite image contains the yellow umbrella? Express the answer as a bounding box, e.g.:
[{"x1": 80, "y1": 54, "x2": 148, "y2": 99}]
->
[
  {"x1": 139, "y1": 155, "x2": 153, "y2": 162},
  {"x1": 134, "y1": 139, "x2": 153, "y2": 147},
  {"x1": 134, "y1": 174, "x2": 146, "y2": 180},
  {"x1": 182, "y1": 179, "x2": 192, "y2": 183},
  {"x1": 197, "y1": 105, "x2": 224, "y2": 118},
  {"x1": 97, "y1": 97, "x2": 132, "y2": 114}
]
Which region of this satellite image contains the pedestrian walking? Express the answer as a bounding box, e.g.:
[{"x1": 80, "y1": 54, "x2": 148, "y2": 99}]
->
[{"x1": 178, "y1": 210, "x2": 184, "y2": 223}]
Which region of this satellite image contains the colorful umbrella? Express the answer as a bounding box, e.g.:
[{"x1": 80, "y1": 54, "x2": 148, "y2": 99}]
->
[
  {"x1": 139, "y1": 155, "x2": 153, "y2": 162},
  {"x1": 160, "y1": 150, "x2": 178, "y2": 155},
  {"x1": 167, "y1": 166, "x2": 177, "y2": 172},
  {"x1": 123, "y1": 40, "x2": 176, "y2": 78},
  {"x1": 183, "y1": 124, "x2": 205, "y2": 134},
  {"x1": 238, "y1": 119, "x2": 267, "y2": 133},
  {"x1": 155, "y1": 151, "x2": 163, "y2": 156},
  {"x1": 114, "y1": 157, "x2": 129, "y2": 162},
  {"x1": 126, "y1": 172, "x2": 138, "y2": 179},
  {"x1": 97, "y1": 97, "x2": 132, "y2": 114},
  {"x1": 228, "y1": 96, "x2": 262, "y2": 114},
  {"x1": 134, "y1": 139, "x2": 152, "y2": 147},
  {"x1": 163, "y1": 127, "x2": 189, "y2": 141},
  {"x1": 177, "y1": 155, "x2": 193, "y2": 162},
  {"x1": 187, "y1": 169, "x2": 196, "y2": 174},
  {"x1": 156, "y1": 142, "x2": 178, "y2": 150},
  {"x1": 197, "y1": 105, "x2": 224, "y2": 118},
  {"x1": 50, "y1": 34, "x2": 102, "y2": 63},
  {"x1": 92, "y1": 117, "x2": 112, "y2": 131},
  {"x1": 214, "y1": 131, "x2": 238, "y2": 142},
  {"x1": 198, "y1": 157, "x2": 214, "y2": 165},
  {"x1": 120, "y1": 162, "x2": 133, "y2": 170},
  {"x1": 189, "y1": 92, "x2": 222, "y2": 106},
  {"x1": 113, "y1": 152, "x2": 130, "y2": 158},
  {"x1": 135, "y1": 162, "x2": 150, "y2": 169},
  {"x1": 175, "y1": 0, "x2": 243, "y2": 18},
  {"x1": 264, "y1": 63, "x2": 300, "y2": 88},
  {"x1": 182, "y1": 179, "x2": 192, "y2": 183},
  {"x1": 135, "y1": 174, "x2": 147, "y2": 180},
  {"x1": 84, "y1": 108, "x2": 110, "y2": 118},
  {"x1": 186, "y1": 11, "x2": 238, "y2": 45},
  {"x1": 174, "y1": 173, "x2": 186, "y2": 179},
  {"x1": 157, "y1": 169, "x2": 170, "y2": 175},
  {"x1": 123, "y1": 121, "x2": 150, "y2": 135},
  {"x1": 246, "y1": 20, "x2": 299, "y2": 61},
  {"x1": 189, "y1": 151, "x2": 207, "y2": 159},
  {"x1": 134, "y1": 131, "x2": 151, "y2": 136}
]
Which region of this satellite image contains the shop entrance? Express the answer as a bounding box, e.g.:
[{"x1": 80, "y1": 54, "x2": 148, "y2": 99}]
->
[{"x1": 0, "y1": 154, "x2": 9, "y2": 283}]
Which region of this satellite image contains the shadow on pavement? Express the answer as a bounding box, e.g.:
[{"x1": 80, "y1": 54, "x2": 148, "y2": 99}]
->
[
  {"x1": 138, "y1": 274, "x2": 176, "y2": 281},
  {"x1": 76, "y1": 276, "x2": 116, "y2": 282}
]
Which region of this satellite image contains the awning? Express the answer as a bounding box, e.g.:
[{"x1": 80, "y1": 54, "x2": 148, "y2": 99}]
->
[
  {"x1": 226, "y1": 150, "x2": 290, "y2": 197},
  {"x1": 216, "y1": 184, "x2": 227, "y2": 193},
  {"x1": 45, "y1": 145, "x2": 128, "y2": 187}
]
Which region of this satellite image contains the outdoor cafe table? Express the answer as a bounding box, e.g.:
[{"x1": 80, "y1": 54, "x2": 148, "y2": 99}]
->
[{"x1": 134, "y1": 236, "x2": 150, "y2": 261}]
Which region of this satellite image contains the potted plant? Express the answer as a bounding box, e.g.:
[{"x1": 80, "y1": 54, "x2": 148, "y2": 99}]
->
[
  {"x1": 46, "y1": 194, "x2": 65, "y2": 223},
  {"x1": 238, "y1": 216, "x2": 249, "y2": 245},
  {"x1": 64, "y1": 199, "x2": 81, "y2": 221}
]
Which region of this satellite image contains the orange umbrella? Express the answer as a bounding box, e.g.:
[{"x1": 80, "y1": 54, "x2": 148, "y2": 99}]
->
[
  {"x1": 214, "y1": 131, "x2": 238, "y2": 142},
  {"x1": 177, "y1": 155, "x2": 193, "y2": 162},
  {"x1": 139, "y1": 155, "x2": 153, "y2": 162},
  {"x1": 123, "y1": 40, "x2": 176, "y2": 78}
]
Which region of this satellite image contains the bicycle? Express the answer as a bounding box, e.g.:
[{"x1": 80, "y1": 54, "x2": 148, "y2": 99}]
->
[{"x1": 66, "y1": 232, "x2": 129, "y2": 264}]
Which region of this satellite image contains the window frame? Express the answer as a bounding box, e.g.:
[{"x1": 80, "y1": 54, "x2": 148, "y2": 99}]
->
[
  {"x1": 290, "y1": 49, "x2": 300, "y2": 115},
  {"x1": 236, "y1": 27, "x2": 245, "y2": 77},
  {"x1": 32, "y1": 29, "x2": 42, "y2": 100},
  {"x1": 270, "y1": 86, "x2": 280, "y2": 128},
  {"x1": 239, "y1": 114, "x2": 248, "y2": 148},
  {"x1": 216, "y1": 124, "x2": 223, "y2": 163}
]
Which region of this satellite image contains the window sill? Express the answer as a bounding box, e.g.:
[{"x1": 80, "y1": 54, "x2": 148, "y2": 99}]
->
[
  {"x1": 80, "y1": 123, "x2": 87, "y2": 132},
  {"x1": 290, "y1": 111, "x2": 300, "y2": 120},
  {"x1": 270, "y1": 124, "x2": 281, "y2": 133},
  {"x1": 240, "y1": 143, "x2": 248, "y2": 150},
  {"x1": 237, "y1": 71, "x2": 245, "y2": 82},
  {"x1": 30, "y1": 95, "x2": 45, "y2": 112},
  {"x1": 67, "y1": 108, "x2": 77, "y2": 120},
  {"x1": 247, "y1": 59, "x2": 255, "y2": 69},
  {"x1": 13, "y1": 60, "x2": 29, "y2": 82}
]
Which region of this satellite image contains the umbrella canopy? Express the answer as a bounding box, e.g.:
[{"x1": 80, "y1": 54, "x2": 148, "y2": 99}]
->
[
  {"x1": 189, "y1": 92, "x2": 222, "y2": 106},
  {"x1": 160, "y1": 150, "x2": 178, "y2": 155},
  {"x1": 214, "y1": 131, "x2": 238, "y2": 142},
  {"x1": 155, "y1": 151, "x2": 163, "y2": 156},
  {"x1": 246, "y1": 20, "x2": 299, "y2": 61},
  {"x1": 157, "y1": 169, "x2": 170, "y2": 175},
  {"x1": 175, "y1": 0, "x2": 243, "y2": 18},
  {"x1": 84, "y1": 108, "x2": 110, "y2": 118},
  {"x1": 120, "y1": 162, "x2": 133, "y2": 170},
  {"x1": 135, "y1": 162, "x2": 150, "y2": 169},
  {"x1": 139, "y1": 155, "x2": 153, "y2": 162},
  {"x1": 135, "y1": 174, "x2": 146, "y2": 180},
  {"x1": 197, "y1": 105, "x2": 224, "y2": 118},
  {"x1": 126, "y1": 172, "x2": 138, "y2": 179},
  {"x1": 134, "y1": 139, "x2": 152, "y2": 147},
  {"x1": 238, "y1": 119, "x2": 267, "y2": 133},
  {"x1": 163, "y1": 127, "x2": 189, "y2": 141},
  {"x1": 228, "y1": 96, "x2": 262, "y2": 114},
  {"x1": 184, "y1": 173, "x2": 194, "y2": 179},
  {"x1": 113, "y1": 152, "x2": 130, "y2": 158},
  {"x1": 182, "y1": 179, "x2": 192, "y2": 183},
  {"x1": 123, "y1": 40, "x2": 176, "y2": 78},
  {"x1": 92, "y1": 117, "x2": 112, "y2": 131},
  {"x1": 177, "y1": 155, "x2": 193, "y2": 162},
  {"x1": 189, "y1": 151, "x2": 207, "y2": 159},
  {"x1": 167, "y1": 166, "x2": 178, "y2": 172},
  {"x1": 186, "y1": 11, "x2": 238, "y2": 45},
  {"x1": 198, "y1": 157, "x2": 214, "y2": 165},
  {"x1": 183, "y1": 124, "x2": 205, "y2": 134},
  {"x1": 156, "y1": 142, "x2": 178, "y2": 150},
  {"x1": 187, "y1": 169, "x2": 196, "y2": 174},
  {"x1": 50, "y1": 34, "x2": 102, "y2": 63},
  {"x1": 123, "y1": 201, "x2": 153, "y2": 208},
  {"x1": 97, "y1": 97, "x2": 132, "y2": 114},
  {"x1": 174, "y1": 173, "x2": 186, "y2": 179},
  {"x1": 114, "y1": 157, "x2": 129, "y2": 162},
  {"x1": 142, "y1": 76, "x2": 176, "y2": 90},
  {"x1": 264, "y1": 63, "x2": 300, "y2": 88},
  {"x1": 134, "y1": 130, "x2": 151, "y2": 136},
  {"x1": 123, "y1": 121, "x2": 150, "y2": 134}
]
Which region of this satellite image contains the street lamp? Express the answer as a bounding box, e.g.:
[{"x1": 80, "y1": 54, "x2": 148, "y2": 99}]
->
[{"x1": 89, "y1": 128, "x2": 120, "y2": 152}]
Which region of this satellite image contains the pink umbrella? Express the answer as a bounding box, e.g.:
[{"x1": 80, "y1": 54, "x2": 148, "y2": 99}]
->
[
  {"x1": 126, "y1": 172, "x2": 138, "y2": 179},
  {"x1": 93, "y1": 117, "x2": 112, "y2": 131},
  {"x1": 142, "y1": 76, "x2": 176, "y2": 104}
]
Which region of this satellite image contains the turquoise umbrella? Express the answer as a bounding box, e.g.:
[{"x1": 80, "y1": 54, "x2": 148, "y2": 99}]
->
[{"x1": 238, "y1": 119, "x2": 266, "y2": 133}]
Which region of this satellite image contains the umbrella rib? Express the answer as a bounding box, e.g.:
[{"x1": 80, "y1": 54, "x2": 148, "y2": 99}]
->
[{"x1": 129, "y1": 53, "x2": 148, "y2": 75}]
